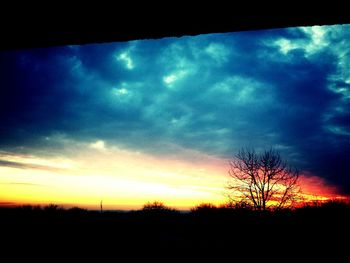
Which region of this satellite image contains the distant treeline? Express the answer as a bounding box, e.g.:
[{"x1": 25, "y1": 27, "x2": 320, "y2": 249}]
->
[
  {"x1": 1, "y1": 199, "x2": 349, "y2": 260},
  {"x1": 1, "y1": 199, "x2": 349, "y2": 213}
]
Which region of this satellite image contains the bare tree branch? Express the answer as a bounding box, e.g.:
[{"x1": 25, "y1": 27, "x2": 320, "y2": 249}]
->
[{"x1": 227, "y1": 148, "x2": 300, "y2": 210}]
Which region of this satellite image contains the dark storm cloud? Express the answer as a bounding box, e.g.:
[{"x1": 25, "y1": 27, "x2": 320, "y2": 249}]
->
[
  {"x1": 1, "y1": 25, "x2": 350, "y2": 193},
  {"x1": 0, "y1": 47, "x2": 84, "y2": 143}
]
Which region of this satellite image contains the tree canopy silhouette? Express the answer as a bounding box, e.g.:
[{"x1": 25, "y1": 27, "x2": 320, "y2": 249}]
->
[
  {"x1": 227, "y1": 148, "x2": 300, "y2": 210},
  {"x1": 141, "y1": 201, "x2": 178, "y2": 214}
]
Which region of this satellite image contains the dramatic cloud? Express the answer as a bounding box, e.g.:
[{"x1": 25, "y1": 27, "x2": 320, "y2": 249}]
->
[{"x1": 1, "y1": 24, "x2": 350, "y2": 197}]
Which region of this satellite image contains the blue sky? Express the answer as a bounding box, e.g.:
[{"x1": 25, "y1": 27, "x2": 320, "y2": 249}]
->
[{"x1": 1, "y1": 24, "x2": 350, "y2": 199}]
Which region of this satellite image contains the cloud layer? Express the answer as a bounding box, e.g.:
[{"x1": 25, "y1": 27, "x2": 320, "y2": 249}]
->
[{"x1": 1, "y1": 24, "x2": 350, "y2": 193}]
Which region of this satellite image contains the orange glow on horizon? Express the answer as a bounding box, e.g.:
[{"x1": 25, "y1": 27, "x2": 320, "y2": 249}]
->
[
  {"x1": 0, "y1": 144, "x2": 228, "y2": 210},
  {"x1": 298, "y1": 174, "x2": 347, "y2": 204},
  {"x1": 0, "y1": 144, "x2": 348, "y2": 210}
]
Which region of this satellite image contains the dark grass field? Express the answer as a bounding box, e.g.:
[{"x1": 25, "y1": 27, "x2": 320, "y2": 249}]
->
[{"x1": 1, "y1": 201, "x2": 349, "y2": 259}]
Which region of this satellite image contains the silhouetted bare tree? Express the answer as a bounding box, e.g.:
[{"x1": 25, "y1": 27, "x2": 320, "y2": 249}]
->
[{"x1": 227, "y1": 148, "x2": 300, "y2": 210}]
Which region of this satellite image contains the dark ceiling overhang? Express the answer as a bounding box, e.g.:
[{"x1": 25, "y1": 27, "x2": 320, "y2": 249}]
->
[{"x1": 1, "y1": 11, "x2": 350, "y2": 50}]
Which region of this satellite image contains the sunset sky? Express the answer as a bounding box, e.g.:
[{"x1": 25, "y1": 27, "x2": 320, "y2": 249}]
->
[{"x1": 1, "y1": 24, "x2": 350, "y2": 210}]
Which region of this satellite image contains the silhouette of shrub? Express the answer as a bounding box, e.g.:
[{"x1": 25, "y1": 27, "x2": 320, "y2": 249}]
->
[
  {"x1": 300, "y1": 199, "x2": 348, "y2": 211},
  {"x1": 43, "y1": 204, "x2": 63, "y2": 213},
  {"x1": 142, "y1": 201, "x2": 178, "y2": 214},
  {"x1": 219, "y1": 201, "x2": 253, "y2": 211},
  {"x1": 218, "y1": 202, "x2": 235, "y2": 210},
  {"x1": 191, "y1": 203, "x2": 217, "y2": 213}
]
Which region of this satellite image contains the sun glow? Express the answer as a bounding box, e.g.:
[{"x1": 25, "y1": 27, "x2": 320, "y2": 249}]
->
[
  {"x1": 0, "y1": 144, "x2": 228, "y2": 210},
  {"x1": 0, "y1": 141, "x2": 347, "y2": 210}
]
